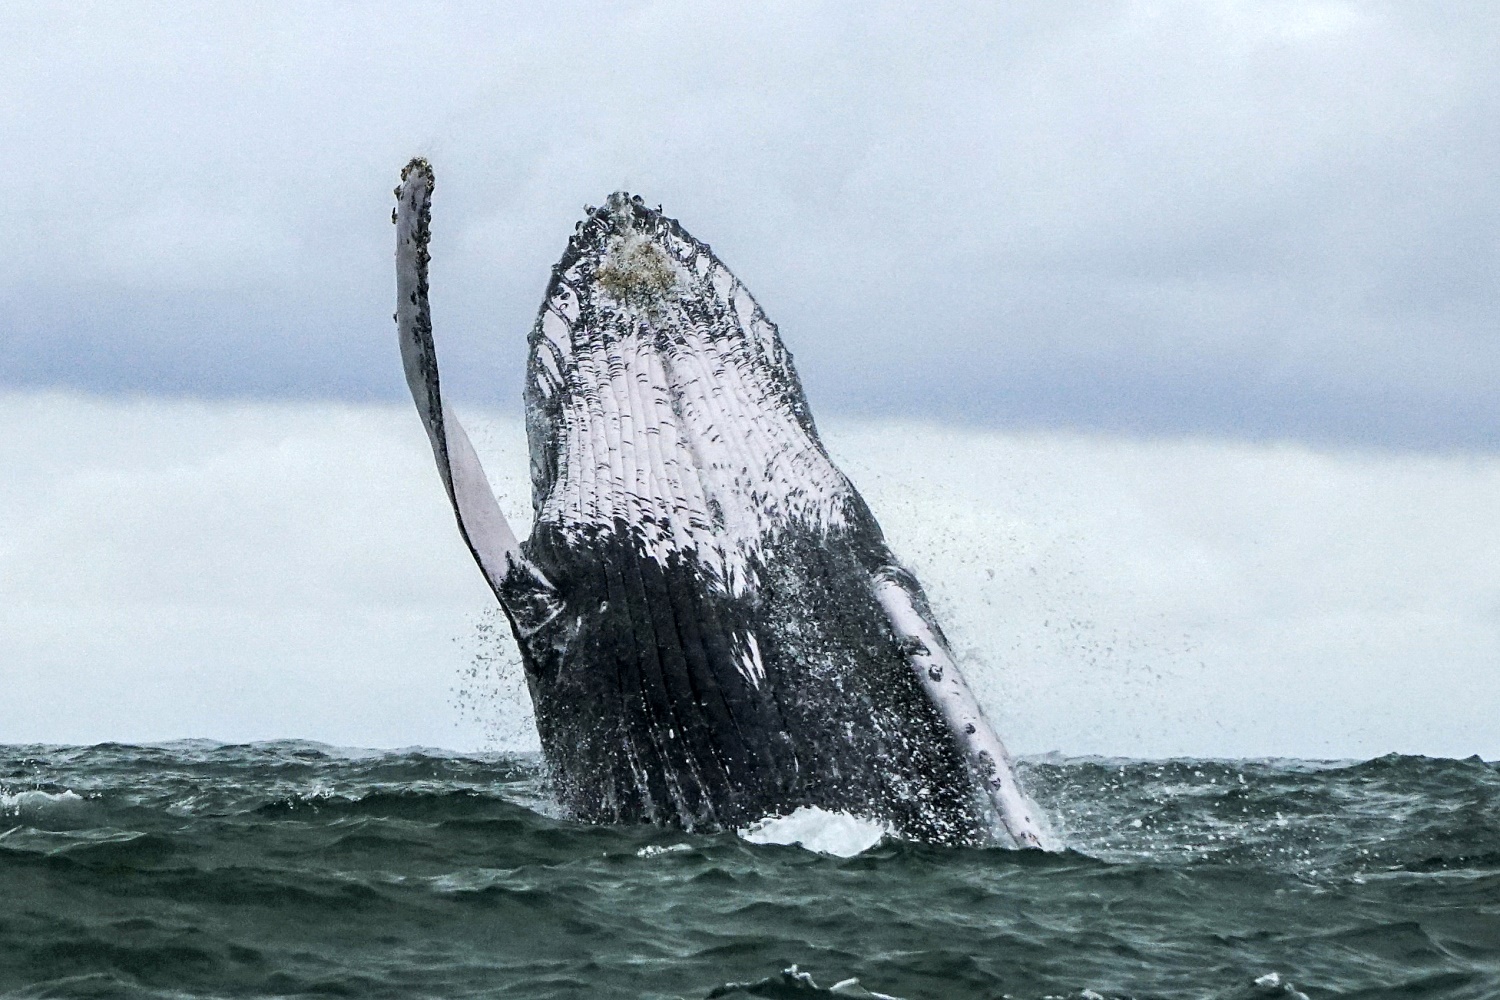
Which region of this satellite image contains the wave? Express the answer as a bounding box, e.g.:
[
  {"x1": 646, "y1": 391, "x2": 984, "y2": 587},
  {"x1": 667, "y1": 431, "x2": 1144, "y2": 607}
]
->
[
  {"x1": 0, "y1": 788, "x2": 85, "y2": 817},
  {"x1": 739, "y1": 808, "x2": 892, "y2": 857},
  {"x1": 2, "y1": 743, "x2": 1496, "y2": 999}
]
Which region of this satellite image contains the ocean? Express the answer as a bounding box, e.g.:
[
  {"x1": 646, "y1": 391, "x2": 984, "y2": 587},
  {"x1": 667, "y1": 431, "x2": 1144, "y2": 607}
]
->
[{"x1": 2, "y1": 743, "x2": 1496, "y2": 999}]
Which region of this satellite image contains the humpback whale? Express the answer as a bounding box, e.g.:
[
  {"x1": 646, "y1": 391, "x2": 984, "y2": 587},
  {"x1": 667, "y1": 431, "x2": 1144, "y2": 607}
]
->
[{"x1": 393, "y1": 158, "x2": 1048, "y2": 848}]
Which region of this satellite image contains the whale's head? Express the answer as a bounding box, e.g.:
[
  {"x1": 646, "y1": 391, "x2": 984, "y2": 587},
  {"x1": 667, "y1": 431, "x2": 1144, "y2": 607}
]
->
[{"x1": 522, "y1": 193, "x2": 867, "y2": 595}]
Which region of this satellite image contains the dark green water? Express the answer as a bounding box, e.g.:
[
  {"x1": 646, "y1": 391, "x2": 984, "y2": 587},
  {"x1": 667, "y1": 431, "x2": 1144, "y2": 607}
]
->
[{"x1": 2, "y1": 743, "x2": 1496, "y2": 999}]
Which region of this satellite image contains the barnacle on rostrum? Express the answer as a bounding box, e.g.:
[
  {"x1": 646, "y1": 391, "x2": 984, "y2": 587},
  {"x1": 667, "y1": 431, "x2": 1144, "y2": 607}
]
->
[{"x1": 596, "y1": 232, "x2": 680, "y2": 311}]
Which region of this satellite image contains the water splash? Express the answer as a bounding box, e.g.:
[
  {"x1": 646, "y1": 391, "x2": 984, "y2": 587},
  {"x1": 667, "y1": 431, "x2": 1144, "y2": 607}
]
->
[{"x1": 739, "y1": 806, "x2": 892, "y2": 857}]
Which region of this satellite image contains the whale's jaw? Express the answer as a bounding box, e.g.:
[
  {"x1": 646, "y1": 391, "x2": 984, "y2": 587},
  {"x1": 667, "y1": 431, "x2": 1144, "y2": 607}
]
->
[{"x1": 395, "y1": 165, "x2": 1048, "y2": 848}]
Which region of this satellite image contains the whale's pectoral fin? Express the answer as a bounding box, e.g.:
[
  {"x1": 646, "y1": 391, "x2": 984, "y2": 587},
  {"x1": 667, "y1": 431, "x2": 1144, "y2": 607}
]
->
[
  {"x1": 395, "y1": 158, "x2": 560, "y2": 636},
  {"x1": 872, "y1": 566, "x2": 1050, "y2": 850}
]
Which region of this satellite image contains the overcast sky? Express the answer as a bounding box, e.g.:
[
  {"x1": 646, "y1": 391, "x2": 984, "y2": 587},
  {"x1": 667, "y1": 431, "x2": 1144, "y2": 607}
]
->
[
  {"x1": 3, "y1": 2, "x2": 1496, "y2": 448},
  {"x1": 4, "y1": 5, "x2": 1497, "y2": 758},
  {"x1": 8, "y1": 394, "x2": 1498, "y2": 758}
]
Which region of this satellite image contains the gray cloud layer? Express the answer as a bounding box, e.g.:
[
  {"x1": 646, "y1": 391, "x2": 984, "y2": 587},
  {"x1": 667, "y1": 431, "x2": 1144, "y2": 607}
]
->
[
  {"x1": 3, "y1": 3, "x2": 1496, "y2": 447},
  {"x1": 7, "y1": 392, "x2": 1497, "y2": 756}
]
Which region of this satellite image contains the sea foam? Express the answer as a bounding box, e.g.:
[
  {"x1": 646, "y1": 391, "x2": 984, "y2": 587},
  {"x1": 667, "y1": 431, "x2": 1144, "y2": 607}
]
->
[
  {"x1": 0, "y1": 788, "x2": 84, "y2": 817},
  {"x1": 739, "y1": 806, "x2": 890, "y2": 857}
]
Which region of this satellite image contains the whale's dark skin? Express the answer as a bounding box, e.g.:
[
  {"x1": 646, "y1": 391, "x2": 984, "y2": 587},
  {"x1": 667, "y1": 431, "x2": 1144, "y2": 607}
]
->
[{"x1": 393, "y1": 159, "x2": 1047, "y2": 848}]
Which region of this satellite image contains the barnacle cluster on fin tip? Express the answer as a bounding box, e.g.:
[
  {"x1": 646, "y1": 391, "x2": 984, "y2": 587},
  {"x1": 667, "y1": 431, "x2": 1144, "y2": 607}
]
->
[
  {"x1": 394, "y1": 158, "x2": 436, "y2": 225},
  {"x1": 401, "y1": 156, "x2": 435, "y2": 187}
]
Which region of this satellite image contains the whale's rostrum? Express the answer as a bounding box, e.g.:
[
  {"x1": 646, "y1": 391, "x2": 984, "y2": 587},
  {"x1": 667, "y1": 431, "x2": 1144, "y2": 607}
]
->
[{"x1": 394, "y1": 158, "x2": 1048, "y2": 848}]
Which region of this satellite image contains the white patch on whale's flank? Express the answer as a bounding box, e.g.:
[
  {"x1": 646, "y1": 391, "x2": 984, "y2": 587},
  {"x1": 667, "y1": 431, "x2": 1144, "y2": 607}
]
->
[
  {"x1": 739, "y1": 806, "x2": 890, "y2": 857},
  {"x1": 535, "y1": 312, "x2": 568, "y2": 398},
  {"x1": 531, "y1": 205, "x2": 854, "y2": 593},
  {"x1": 734, "y1": 631, "x2": 765, "y2": 687}
]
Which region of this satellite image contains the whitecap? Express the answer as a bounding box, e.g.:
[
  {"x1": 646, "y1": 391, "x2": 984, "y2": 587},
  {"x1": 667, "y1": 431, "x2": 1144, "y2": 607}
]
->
[
  {"x1": 636, "y1": 843, "x2": 692, "y2": 858},
  {"x1": 738, "y1": 806, "x2": 890, "y2": 857},
  {"x1": 0, "y1": 789, "x2": 85, "y2": 816},
  {"x1": 1250, "y1": 972, "x2": 1310, "y2": 999},
  {"x1": 708, "y1": 965, "x2": 903, "y2": 999}
]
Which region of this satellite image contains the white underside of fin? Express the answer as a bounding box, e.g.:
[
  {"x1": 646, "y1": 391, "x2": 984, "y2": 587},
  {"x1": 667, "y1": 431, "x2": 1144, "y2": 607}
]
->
[
  {"x1": 873, "y1": 572, "x2": 1051, "y2": 850},
  {"x1": 438, "y1": 400, "x2": 535, "y2": 596},
  {"x1": 394, "y1": 159, "x2": 554, "y2": 611}
]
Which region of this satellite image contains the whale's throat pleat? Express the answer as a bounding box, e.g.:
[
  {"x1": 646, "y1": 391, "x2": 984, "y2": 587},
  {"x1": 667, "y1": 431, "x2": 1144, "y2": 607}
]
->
[{"x1": 525, "y1": 197, "x2": 855, "y2": 595}]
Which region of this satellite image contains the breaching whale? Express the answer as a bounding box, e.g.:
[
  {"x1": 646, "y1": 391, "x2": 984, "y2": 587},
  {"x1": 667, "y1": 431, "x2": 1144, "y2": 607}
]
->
[{"x1": 393, "y1": 158, "x2": 1048, "y2": 848}]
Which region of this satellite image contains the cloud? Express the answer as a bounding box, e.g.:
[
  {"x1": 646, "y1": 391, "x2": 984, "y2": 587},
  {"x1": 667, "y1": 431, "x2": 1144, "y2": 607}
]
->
[
  {"x1": 0, "y1": 391, "x2": 511, "y2": 748},
  {"x1": 4, "y1": 391, "x2": 1496, "y2": 757},
  {"x1": 830, "y1": 419, "x2": 1500, "y2": 759},
  {"x1": 1, "y1": 3, "x2": 1497, "y2": 447}
]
